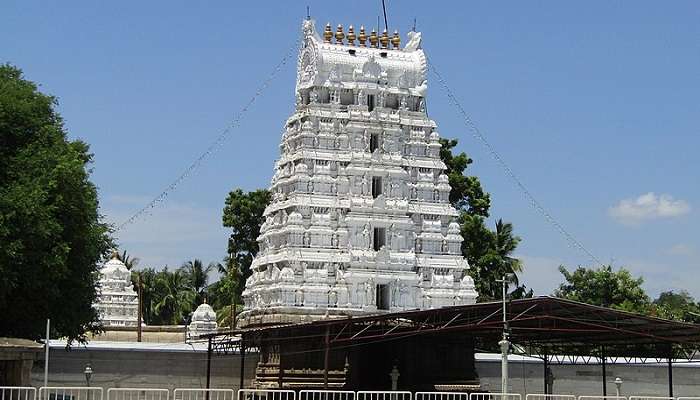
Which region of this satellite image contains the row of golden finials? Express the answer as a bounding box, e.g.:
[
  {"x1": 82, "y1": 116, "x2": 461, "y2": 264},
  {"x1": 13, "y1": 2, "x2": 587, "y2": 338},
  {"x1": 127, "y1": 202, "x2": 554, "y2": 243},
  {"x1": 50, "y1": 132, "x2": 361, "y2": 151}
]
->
[{"x1": 324, "y1": 23, "x2": 401, "y2": 49}]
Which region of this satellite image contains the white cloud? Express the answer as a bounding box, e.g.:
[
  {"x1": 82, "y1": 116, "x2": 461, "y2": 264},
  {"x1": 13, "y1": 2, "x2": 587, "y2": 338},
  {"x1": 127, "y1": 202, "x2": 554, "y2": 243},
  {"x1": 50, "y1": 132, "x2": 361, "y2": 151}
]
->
[{"x1": 608, "y1": 192, "x2": 690, "y2": 225}]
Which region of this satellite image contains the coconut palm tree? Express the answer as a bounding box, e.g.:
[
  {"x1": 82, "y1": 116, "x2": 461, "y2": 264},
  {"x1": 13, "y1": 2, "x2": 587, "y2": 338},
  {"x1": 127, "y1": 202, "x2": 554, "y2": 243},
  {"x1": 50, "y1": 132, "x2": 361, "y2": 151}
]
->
[
  {"x1": 180, "y1": 259, "x2": 216, "y2": 305},
  {"x1": 152, "y1": 268, "x2": 194, "y2": 325},
  {"x1": 118, "y1": 250, "x2": 140, "y2": 270}
]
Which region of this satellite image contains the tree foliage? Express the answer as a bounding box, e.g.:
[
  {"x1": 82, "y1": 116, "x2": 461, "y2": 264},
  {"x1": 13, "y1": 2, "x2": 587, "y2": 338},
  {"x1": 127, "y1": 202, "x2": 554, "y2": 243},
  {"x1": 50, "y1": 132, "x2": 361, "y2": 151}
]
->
[
  {"x1": 222, "y1": 188, "x2": 270, "y2": 300},
  {"x1": 131, "y1": 259, "x2": 218, "y2": 325},
  {"x1": 652, "y1": 290, "x2": 700, "y2": 323},
  {"x1": 118, "y1": 250, "x2": 140, "y2": 270},
  {"x1": 440, "y1": 138, "x2": 531, "y2": 300},
  {"x1": 0, "y1": 64, "x2": 113, "y2": 341},
  {"x1": 554, "y1": 265, "x2": 651, "y2": 313}
]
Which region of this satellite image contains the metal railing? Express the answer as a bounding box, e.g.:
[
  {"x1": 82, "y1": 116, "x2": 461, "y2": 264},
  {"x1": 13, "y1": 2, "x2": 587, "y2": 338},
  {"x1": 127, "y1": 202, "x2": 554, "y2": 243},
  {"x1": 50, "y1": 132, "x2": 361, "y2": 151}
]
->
[
  {"x1": 416, "y1": 392, "x2": 469, "y2": 400},
  {"x1": 629, "y1": 397, "x2": 674, "y2": 400},
  {"x1": 237, "y1": 390, "x2": 295, "y2": 400},
  {"x1": 39, "y1": 387, "x2": 103, "y2": 400},
  {"x1": 526, "y1": 395, "x2": 576, "y2": 400},
  {"x1": 299, "y1": 391, "x2": 354, "y2": 400},
  {"x1": 0, "y1": 388, "x2": 689, "y2": 400},
  {"x1": 470, "y1": 393, "x2": 522, "y2": 400},
  {"x1": 107, "y1": 389, "x2": 169, "y2": 400},
  {"x1": 0, "y1": 387, "x2": 36, "y2": 400},
  {"x1": 173, "y1": 390, "x2": 235, "y2": 400},
  {"x1": 356, "y1": 391, "x2": 412, "y2": 400}
]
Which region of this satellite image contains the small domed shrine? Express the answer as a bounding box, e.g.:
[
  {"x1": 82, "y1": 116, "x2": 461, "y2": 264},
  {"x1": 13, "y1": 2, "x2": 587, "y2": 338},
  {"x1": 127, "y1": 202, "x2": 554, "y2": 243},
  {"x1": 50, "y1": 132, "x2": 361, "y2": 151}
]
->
[
  {"x1": 94, "y1": 251, "x2": 139, "y2": 327},
  {"x1": 187, "y1": 301, "x2": 218, "y2": 340}
]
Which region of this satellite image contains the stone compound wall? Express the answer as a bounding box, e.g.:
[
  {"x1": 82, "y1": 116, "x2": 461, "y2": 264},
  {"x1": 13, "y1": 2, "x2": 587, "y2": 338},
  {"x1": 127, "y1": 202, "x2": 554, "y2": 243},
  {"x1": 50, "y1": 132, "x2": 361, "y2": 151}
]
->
[
  {"x1": 475, "y1": 356, "x2": 700, "y2": 397},
  {"x1": 31, "y1": 347, "x2": 257, "y2": 390},
  {"x1": 31, "y1": 348, "x2": 700, "y2": 395}
]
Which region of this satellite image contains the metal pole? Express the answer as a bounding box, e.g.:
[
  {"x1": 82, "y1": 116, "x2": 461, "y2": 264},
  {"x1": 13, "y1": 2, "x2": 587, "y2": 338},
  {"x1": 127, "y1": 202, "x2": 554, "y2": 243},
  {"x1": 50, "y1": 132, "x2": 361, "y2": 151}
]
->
[
  {"x1": 668, "y1": 349, "x2": 674, "y2": 398},
  {"x1": 44, "y1": 319, "x2": 50, "y2": 387},
  {"x1": 206, "y1": 336, "x2": 212, "y2": 398},
  {"x1": 239, "y1": 337, "x2": 246, "y2": 390},
  {"x1": 498, "y1": 276, "x2": 510, "y2": 395},
  {"x1": 601, "y1": 346, "x2": 607, "y2": 396},
  {"x1": 137, "y1": 275, "x2": 143, "y2": 342},
  {"x1": 543, "y1": 353, "x2": 548, "y2": 394},
  {"x1": 324, "y1": 326, "x2": 330, "y2": 389}
]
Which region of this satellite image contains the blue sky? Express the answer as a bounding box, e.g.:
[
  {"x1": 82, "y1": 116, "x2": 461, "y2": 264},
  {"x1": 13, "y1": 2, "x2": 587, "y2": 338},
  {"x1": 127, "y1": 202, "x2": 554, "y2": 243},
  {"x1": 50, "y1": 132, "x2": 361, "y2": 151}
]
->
[{"x1": 2, "y1": 1, "x2": 699, "y2": 298}]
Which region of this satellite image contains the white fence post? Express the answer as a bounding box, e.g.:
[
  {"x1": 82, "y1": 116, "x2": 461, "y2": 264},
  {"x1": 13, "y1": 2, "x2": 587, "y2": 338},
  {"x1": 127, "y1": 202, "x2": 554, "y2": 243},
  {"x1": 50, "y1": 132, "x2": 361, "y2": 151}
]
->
[
  {"x1": 416, "y1": 391, "x2": 469, "y2": 400},
  {"x1": 107, "y1": 388, "x2": 170, "y2": 400},
  {"x1": 237, "y1": 390, "x2": 295, "y2": 400},
  {"x1": 0, "y1": 387, "x2": 36, "y2": 400},
  {"x1": 578, "y1": 396, "x2": 628, "y2": 400},
  {"x1": 299, "y1": 391, "x2": 354, "y2": 400},
  {"x1": 526, "y1": 395, "x2": 576, "y2": 400},
  {"x1": 356, "y1": 391, "x2": 412, "y2": 400},
  {"x1": 470, "y1": 393, "x2": 521, "y2": 400},
  {"x1": 38, "y1": 387, "x2": 103, "y2": 400},
  {"x1": 174, "y1": 389, "x2": 235, "y2": 400}
]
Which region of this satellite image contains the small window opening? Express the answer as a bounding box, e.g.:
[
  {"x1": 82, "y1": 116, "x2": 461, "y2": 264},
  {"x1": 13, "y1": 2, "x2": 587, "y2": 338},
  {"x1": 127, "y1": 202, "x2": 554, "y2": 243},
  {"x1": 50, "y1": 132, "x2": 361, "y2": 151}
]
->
[
  {"x1": 380, "y1": 52, "x2": 388, "y2": 58},
  {"x1": 367, "y1": 95, "x2": 375, "y2": 111},
  {"x1": 348, "y1": 49, "x2": 356, "y2": 56},
  {"x1": 373, "y1": 227, "x2": 386, "y2": 251},
  {"x1": 372, "y1": 176, "x2": 383, "y2": 198},
  {"x1": 370, "y1": 133, "x2": 380, "y2": 152},
  {"x1": 376, "y1": 284, "x2": 390, "y2": 310}
]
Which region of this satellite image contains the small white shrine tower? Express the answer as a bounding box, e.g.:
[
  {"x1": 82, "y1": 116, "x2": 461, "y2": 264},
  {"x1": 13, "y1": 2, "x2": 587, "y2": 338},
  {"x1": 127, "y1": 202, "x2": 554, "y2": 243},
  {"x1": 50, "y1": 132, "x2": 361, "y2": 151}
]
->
[
  {"x1": 239, "y1": 20, "x2": 477, "y2": 327},
  {"x1": 94, "y1": 251, "x2": 139, "y2": 327}
]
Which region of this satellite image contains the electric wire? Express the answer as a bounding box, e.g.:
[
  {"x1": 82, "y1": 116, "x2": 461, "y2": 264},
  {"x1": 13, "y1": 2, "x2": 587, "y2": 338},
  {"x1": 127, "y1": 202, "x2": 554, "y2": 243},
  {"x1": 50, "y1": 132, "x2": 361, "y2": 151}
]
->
[
  {"x1": 115, "y1": 39, "x2": 300, "y2": 233},
  {"x1": 426, "y1": 55, "x2": 604, "y2": 267}
]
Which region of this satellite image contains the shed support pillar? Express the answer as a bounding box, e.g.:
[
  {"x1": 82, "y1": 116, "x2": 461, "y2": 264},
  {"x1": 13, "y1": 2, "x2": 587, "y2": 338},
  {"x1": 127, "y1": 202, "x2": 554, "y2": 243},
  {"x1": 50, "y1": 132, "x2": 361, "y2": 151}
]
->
[
  {"x1": 543, "y1": 353, "x2": 549, "y2": 394},
  {"x1": 601, "y1": 345, "x2": 607, "y2": 396},
  {"x1": 239, "y1": 337, "x2": 246, "y2": 390},
  {"x1": 324, "y1": 326, "x2": 330, "y2": 389},
  {"x1": 668, "y1": 348, "x2": 674, "y2": 398}
]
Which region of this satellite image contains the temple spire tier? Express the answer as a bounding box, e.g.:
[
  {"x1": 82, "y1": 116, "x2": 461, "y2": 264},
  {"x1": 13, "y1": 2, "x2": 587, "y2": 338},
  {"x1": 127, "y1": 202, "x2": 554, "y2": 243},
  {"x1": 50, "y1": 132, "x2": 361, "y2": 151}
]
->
[{"x1": 239, "y1": 20, "x2": 476, "y2": 327}]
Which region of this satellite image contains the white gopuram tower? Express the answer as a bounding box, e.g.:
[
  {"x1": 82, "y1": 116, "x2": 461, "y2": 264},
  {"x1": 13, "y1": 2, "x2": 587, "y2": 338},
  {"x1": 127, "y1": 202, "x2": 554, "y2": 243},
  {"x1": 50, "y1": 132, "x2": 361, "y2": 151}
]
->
[
  {"x1": 94, "y1": 251, "x2": 139, "y2": 327},
  {"x1": 239, "y1": 20, "x2": 477, "y2": 327}
]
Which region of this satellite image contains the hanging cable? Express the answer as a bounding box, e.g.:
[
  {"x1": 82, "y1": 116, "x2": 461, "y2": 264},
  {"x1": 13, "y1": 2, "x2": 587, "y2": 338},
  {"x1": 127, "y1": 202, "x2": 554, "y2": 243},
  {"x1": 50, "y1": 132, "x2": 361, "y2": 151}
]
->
[
  {"x1": 426, "y1": 55, "x2": 604, "y2": 267},
  {"x1": 116, "y1": 39, "x2": 300, "y2": 233}
]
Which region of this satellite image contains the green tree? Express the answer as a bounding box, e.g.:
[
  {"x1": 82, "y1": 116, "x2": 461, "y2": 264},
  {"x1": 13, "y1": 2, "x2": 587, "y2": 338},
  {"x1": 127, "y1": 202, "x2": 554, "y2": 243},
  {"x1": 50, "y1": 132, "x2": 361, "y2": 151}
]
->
[
  {"x1": 440, "y1": 138, "x2": 530, "y2": 300},
  {"x1": 180, "y1": 259, "x2": 216, "y2": 305},
  {"x1": 440, "y1": 138, "x2": 490, "y2": 216},
  {"x1": 222, "y1": 188, "x2": 271, "y2": 300},
  {"x1": 208, "y1": 263, "x2": 244, "y2": 327},
  {"x1": 554, "y1": 265, "x2": 651, "y2": 313},
  {"x1": 131, "y1": 268, "x2": 157, "y2": 325},
  {"x1": 653, "y1": 290, "x2": 700, "y2": 323},
  {"x1": 118, "y1": 250, "x2": 140, "y2": 270},
  {"x1": 152, "y1": 268, "x2": 194, "y2": 325},
  {"x1": 0, "y1": 64, "x2": 113, "y2": 341}
]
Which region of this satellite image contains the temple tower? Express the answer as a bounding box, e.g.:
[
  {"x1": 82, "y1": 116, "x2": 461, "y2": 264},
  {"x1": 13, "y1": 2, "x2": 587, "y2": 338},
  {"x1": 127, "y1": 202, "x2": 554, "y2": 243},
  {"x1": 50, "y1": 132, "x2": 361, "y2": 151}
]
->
[
  {"x1": 94, "y1": 251, "x2": 139, "y2": 327},
  {"x1": 239, "y1": 20, "x2": 477, "y2": 327}
]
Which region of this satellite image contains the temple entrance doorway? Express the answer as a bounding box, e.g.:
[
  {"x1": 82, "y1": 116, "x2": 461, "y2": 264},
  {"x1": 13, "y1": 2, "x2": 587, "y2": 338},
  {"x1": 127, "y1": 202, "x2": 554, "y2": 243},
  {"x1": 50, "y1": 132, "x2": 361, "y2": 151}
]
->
[{"x1": 376, "y1": 284, "x2": 390, "y2": 310}]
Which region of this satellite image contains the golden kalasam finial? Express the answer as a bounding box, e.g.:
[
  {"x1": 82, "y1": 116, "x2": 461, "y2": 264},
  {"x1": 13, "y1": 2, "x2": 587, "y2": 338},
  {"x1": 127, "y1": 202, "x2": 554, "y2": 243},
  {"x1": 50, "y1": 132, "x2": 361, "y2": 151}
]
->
[
  {"x1": 347, "y1": 25, "x2": 356, "y2": 46},
  {"x1": 358, "y1": 26, "x2": 367, "y2": 47},
  {"x1": 335, "y1": 24, "x2": 345, "y2": 44},
  {"x1": 380, "y1": 29, "x2": 389, "y2": 49},
  {"x1": 324, "y1": 23, "x2": 333, "y2": 43},
  {"x1": 369, "y1": 28, "x2": 378, "y2": 48},
  {"x1": 391, "y1": 30, "x2": 401, "y2": 49},
  {"x1": 111, "y1": 249, "x2": 119, "y2": 260}
]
